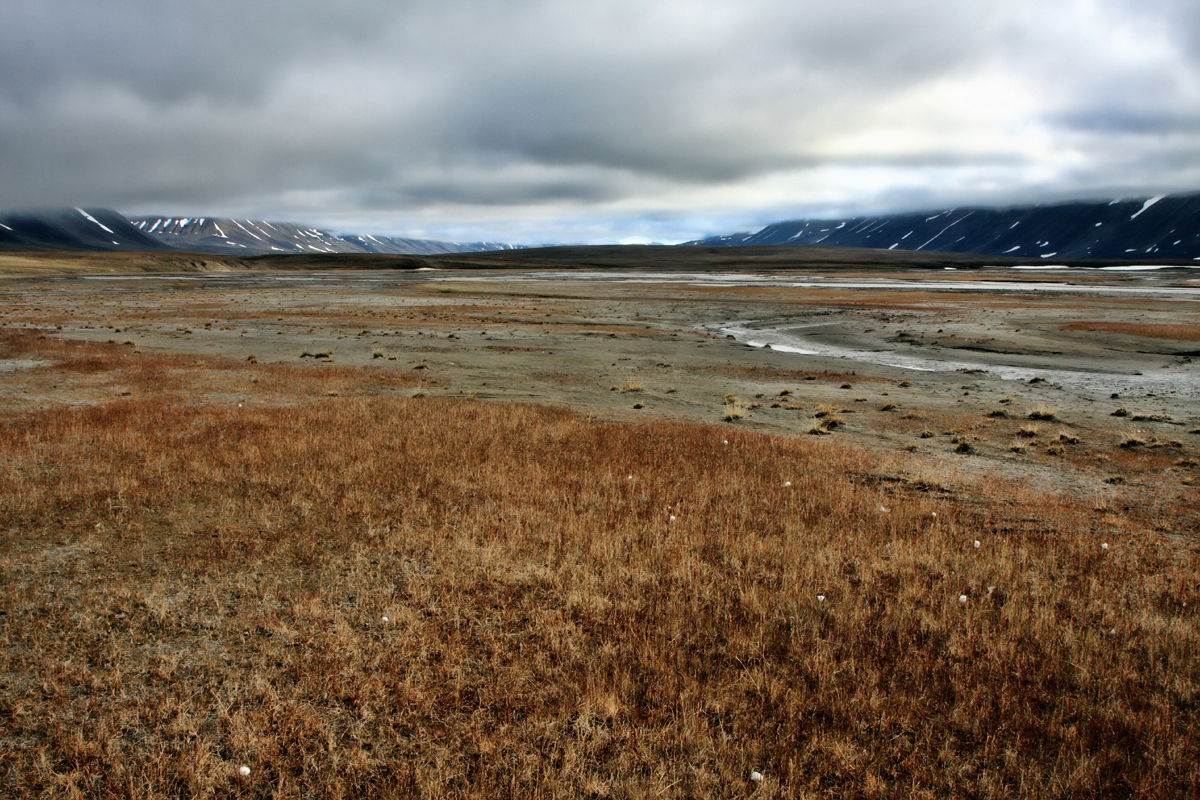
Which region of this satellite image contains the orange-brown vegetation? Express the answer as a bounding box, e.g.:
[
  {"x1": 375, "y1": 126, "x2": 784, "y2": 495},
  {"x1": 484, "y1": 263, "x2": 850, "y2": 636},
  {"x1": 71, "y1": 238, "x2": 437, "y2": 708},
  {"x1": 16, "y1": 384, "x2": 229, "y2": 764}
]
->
[
  {"x1": 1062, "y1": 321, "x2": 1200, "y2": 340},
  {"x1": 1, "y1": 331, "x2": 1199, "y2": 798}
]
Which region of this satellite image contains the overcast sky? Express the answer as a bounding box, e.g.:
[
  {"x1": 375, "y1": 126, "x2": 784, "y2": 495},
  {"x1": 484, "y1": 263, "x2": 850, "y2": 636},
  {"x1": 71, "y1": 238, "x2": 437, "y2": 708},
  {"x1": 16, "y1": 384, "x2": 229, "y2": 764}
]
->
[{"x1": 3, "y1": 0, "x2": 1199, "y2": 244}]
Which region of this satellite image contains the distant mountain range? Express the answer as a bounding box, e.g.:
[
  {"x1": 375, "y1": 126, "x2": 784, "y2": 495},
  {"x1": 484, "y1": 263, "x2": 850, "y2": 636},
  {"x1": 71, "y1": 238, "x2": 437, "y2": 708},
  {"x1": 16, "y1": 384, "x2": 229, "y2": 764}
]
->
[
  {"x1": 0, "y1": 208, "x2": 521, "y2": 256},
  {"x1": 6, "y1": 194, "x2": 1200, "y2": 261},
  {"x1": 126, "y1": 215, "x2": 521, "y2": 256},
  {"x1": 688, "y1": 192, "x2": 1200, "y2": 261}
]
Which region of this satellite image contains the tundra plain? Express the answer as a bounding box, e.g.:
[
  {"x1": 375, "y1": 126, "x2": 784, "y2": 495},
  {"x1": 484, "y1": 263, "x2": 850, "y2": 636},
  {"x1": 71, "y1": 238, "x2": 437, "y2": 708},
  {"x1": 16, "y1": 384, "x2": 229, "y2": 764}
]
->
[{"x1": 1, "y1": 251, "x2": 1199, "y2": 798}]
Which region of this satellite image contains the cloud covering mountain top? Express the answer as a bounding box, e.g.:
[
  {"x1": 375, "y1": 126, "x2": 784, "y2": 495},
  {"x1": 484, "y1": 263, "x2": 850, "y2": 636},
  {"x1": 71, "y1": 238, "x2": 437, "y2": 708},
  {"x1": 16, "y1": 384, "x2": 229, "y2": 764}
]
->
[{"x1": 3, "y1": 0, "x2": 1199, "y2": 244}]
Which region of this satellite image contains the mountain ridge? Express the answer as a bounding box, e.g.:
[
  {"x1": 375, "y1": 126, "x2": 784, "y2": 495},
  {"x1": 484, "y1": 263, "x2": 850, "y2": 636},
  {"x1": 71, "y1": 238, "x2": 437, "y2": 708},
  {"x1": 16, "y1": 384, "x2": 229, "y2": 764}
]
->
[
  {"x1": 687, "y1": 193, "x2": 1200, "y2": 261},
  {"x1": 0, "y1": 208, "x2": 522, "y2": 256},
  {"x1": 127, "y1": 215, "x2": 522, "y2": 256}
]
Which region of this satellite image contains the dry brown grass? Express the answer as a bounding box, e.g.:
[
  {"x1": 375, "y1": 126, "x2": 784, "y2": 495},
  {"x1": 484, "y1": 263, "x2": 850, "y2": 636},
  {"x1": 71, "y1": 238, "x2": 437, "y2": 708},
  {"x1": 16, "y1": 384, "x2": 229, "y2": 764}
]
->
[
  {"x1": 1, "y1": 331, "x2": 1199, "y2": 798},
  {"x1": 1063, "y1": 321, "x2": 1200, "y2": 340}
]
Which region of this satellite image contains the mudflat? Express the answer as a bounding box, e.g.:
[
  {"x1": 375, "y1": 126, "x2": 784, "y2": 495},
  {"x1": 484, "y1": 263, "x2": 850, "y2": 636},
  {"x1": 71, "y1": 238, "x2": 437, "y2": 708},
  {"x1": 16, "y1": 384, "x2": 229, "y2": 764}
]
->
[{"x1": 3, "y1": 260, "x2": 1198, "y2": 517}]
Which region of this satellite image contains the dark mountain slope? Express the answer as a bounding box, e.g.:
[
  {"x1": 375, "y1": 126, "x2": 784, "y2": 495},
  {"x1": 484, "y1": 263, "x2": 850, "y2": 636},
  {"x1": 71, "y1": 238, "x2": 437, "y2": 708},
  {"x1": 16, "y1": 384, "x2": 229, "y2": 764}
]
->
[{"x1": 689, "y1": 193, "x2": 1200, "y2": 261}]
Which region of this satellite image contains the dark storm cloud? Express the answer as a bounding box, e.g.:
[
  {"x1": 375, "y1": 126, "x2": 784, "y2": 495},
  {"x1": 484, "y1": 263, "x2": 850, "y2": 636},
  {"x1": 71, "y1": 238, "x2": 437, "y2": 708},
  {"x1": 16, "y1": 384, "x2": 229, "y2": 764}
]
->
[{"x1": 2, "y1": 0, "x2": 1198, "y2": 243}]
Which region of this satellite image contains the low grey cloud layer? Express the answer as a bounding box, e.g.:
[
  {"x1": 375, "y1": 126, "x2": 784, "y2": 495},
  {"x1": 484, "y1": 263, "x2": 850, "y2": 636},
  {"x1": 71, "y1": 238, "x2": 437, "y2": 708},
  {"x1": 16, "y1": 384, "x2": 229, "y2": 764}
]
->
[{"x1": 3, "y1": 0, "x2": 1199, "y2": 243}]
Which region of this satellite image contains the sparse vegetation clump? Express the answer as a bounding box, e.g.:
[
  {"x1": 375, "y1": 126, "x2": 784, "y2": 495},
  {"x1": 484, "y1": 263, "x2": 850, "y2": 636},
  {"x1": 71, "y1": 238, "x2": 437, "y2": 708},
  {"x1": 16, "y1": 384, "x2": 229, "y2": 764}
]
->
[
  {"x1": 722, "y1": 394, "x2": 749, "y2": 421},
  {"x1": 1121, "y1": 432, "x2": 1148, "y2": 448},
  {"x1": 1028, "y1": 405, "x2": 1058, "y2": 420},
  {"x1": 1119, "y1": 432, "x2": 1184, "y2": 450},
  {"x1": 723, "y1": 404, "x2": 747, "y2": 421}
]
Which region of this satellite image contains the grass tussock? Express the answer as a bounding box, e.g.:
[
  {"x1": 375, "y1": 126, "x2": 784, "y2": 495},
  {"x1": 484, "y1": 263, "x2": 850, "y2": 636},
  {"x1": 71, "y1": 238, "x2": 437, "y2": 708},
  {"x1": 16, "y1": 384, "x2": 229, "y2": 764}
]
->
[
  {"x1": 722, "y1": 394, "x2": 752, "y2": 421},
  {"x1": 723, "y1": 405, "x2": 748, "y2": 422},
  {"x1": 1119, "y1": 434, "x2": 1184, "y2": 450},
  {"x1": 1, "y1": 331, "x2": 1199, "y2": 797},
  {"x1": 1028, "y1": 405, "x2": 1058, "y2": 421}
]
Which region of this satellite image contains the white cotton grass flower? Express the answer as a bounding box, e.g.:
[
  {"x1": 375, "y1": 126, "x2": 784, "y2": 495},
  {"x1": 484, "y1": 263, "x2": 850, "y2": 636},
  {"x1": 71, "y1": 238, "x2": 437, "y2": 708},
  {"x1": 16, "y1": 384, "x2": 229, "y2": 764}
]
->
[
  {"x1": 381, "y1": 616, "x2": 389, "y2": 623},
  {"x1": 987, "y1": 586, "x2": 995, "y2": 596},
  {"x1": 784, "y1": 481, "x2": 791, "y2": 487},
  {"x1": 973, "y1": 540, "x2": 981, "y2": 549},
  {"x1": 723, "y1": 439, "x2": 728, "y2": 445},
  {"x1": 750, "y1": 771, "x2": 764, "y2": 782},
  {"x1": 239, "y1": 765, "x2": 251, "y2": 777},
  {"x1": 816, "y1": 595, "x2": 825, "y2": 603},
  {"x1": 959, "y1": 594, "x2": 968, "y2": 604},
  {"x1": 1102, "y1": 542, "x2": 1109, "y2": 550},
  {"x1": 669, "y1": 515, "x2": 676, "y2": 522},
  {"x1": 628, "y1": 475, "x2": 633, "y2": 480},
  {"x1": 879, "y1": 506, "x2": 890, "y2": 513}
]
